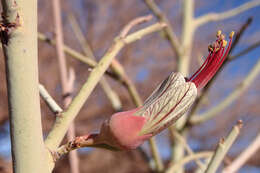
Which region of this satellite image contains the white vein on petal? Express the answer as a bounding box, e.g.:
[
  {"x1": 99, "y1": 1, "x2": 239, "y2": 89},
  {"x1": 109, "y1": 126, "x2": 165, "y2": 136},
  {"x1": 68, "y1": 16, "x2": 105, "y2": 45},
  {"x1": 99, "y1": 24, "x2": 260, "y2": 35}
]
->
[{"x1": 134, "y1": 72, "x2": 197, "y2": 135}]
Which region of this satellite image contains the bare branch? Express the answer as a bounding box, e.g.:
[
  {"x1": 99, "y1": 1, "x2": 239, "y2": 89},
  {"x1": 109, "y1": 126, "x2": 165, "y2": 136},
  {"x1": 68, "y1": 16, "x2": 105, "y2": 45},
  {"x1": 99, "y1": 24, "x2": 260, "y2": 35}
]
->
[
  {"x1": 170, "y1": 130, "x2": 206, "y2": 171},
  {"x1": 194, "y1": 0, "x2": 260, "y2": 27},
  {"x1": 165, "y1": 152, "x2": 213, "y2": 173},
  {"x1": 149, "y1": 138, "x2": 164, "y2": 172},
  {"x1": 38, "y1": 33, "x2": 97, "y2": 67},
  {"x1": 119, "y1": 14, "x2": 153, "y2": 38},
  {"x1": 38, "y1": 33, "x2": 143, "y2": 105},
  {"x1": 55, "y1": 134, "x2": 100, "y2": 160},
  {"x1": 52, "y1": 0, "x2": 69, "y2": 94},
  {"x1": 39, "y1": 84, "x2": 63, "y2": 115},
  {"x1": 143, "y1": 0, "x2": 181, "y2": 57},
  {"x1": 230, "y1": 40, "x2": 260, "y2": 60},
  {"x1": 223, "y1": 133, "x2": 260, "y2": 173},
  {"x1": 68, "y1": 13, "x2": 122, "y2": 111},
  {"x1": 52, "y1": 0, "x2": 80, "y2": 172},
  {"x1": 204, "y1": 120, "x2": 243, "y2": 173}
]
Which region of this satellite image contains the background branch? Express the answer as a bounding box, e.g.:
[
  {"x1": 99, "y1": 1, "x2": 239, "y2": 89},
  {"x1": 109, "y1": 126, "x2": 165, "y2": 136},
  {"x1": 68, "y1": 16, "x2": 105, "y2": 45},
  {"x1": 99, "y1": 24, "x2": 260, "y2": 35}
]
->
[
  {"x1": 38, "y1": 33, "x2": 144, "y2": 106},
  {"x1": 230, "y1": 40, "x2": 260, "y2": 60},
  {"x1": 169, "y1": 130, "x2": 206, "y2": 171},
  {"x1": 68, "y1": 12, "x2": 122, "y2": 111},
  {"x1": 39, "y1": 84, "x2": 63, "y2": 115},
  {"x1": 204, "y1": 120, "x2": 243, "y2": 173},
  {"x1": 194, "y1": 0, "x2": 260, "y2": 27},
  {"x1": 165, "y1": 152, "x2": 213, "y2": 173},
  {"x1": 223, "y1": 132, "x2": 260, "y2": 173},
  {"x1": 52, "y1": 0, "x2": 79, "y2": 172},
  {"x1": 143, "y1": 0, "x2": 181, "y2": 57}
]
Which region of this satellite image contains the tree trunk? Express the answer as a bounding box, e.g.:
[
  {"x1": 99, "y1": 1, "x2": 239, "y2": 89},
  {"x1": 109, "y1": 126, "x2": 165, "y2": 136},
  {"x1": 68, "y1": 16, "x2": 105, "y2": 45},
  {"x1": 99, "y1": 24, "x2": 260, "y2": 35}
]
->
[{"x1": 1, "y1": 0, "x2": 51, "y2": 172}]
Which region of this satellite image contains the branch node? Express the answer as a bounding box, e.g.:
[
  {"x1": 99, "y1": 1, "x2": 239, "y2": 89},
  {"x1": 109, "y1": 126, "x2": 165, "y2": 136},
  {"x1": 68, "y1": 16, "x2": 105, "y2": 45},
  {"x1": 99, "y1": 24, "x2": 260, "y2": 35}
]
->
[{"x1": 0, "y1": 13, "x2": 21, "y2": 44}]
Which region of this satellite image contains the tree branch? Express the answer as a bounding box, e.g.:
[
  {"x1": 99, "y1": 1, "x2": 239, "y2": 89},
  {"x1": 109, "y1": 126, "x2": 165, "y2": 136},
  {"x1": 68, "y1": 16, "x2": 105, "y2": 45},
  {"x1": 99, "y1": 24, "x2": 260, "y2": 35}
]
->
[
  {"x1": 38, "y1": 33, "x2": 97, "y2": 67},
  {"x1": 170, "y1": 130, "x2": 206, "y2": 171},
  {"x1": 39, "y1": 84, "x2": 63, "y2": 115},
  {"x1": 52, "y1": 1, "x2": 80, "y2": 172},
  {"x1": 1, "y1": 0, "x2": 52, "y2": 172},
  {"x1": 44, "y1": 21, "x2": 167, "y2": 150},
  {"x1": 68, "y1": 12, "x2": 122, "y2": 111},
  {"x1": 143, "y1": 0, "x2": 181, "y2": 57},
  {"x1": 165, "y1": 152, "x2": 213, "y2": 173},
  {"x1": 194, "y1": 0, "x2": 260, "y2": 27},
  {"x1": 119, "y1": 14, "x2": 153, "y2": 38},
  {"x1": 223, "y1": 132, "x2": 260, "y2": 173},
  {"x1": 204, "y1": 120, "x2": 243, "y2": 173},
  {"x1": 149, "y1": 137, "x2": 164, "y2": 172},
  {"x1": 38, "y1": 33, "x2": 144, "y2": 106},
  {"x1": 230, "y1": 40, "x2": 260, "y2": 60}
]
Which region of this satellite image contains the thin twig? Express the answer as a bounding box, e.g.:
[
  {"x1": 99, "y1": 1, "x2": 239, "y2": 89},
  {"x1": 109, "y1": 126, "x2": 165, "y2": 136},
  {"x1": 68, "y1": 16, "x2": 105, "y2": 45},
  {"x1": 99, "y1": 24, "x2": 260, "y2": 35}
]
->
[
  {"x1": 52, "y1": 1, "x2": 79, "y2": 172},
  {"x1": 67, "y1": 13, "x2": 95, "y2": 58},
  {"x1": 230, "y1": 40, "x2": 260, "y2": 60},
  {"x1": 68, "y1": 13, "x2": 122, "y2": 111},
  {"x1": 39, "y1": 84, "x2": 63, "y2": 115},
  {"x1": 170, "y1": 130, "x2": 206, "y2": 171},
  {"x1": 165, "y1": 152, "x2": 213, "y2": 173},
  {"x1": 119, "y1": 14, "x2": 153, "y2": 38},
  {"x1": 149, "y1": 138, "x2": 164, "y2": 172},
  {"x1": 38, "y1": 33, "x2": 143, "y2": 106},
  {"x1": 64, "y1": 69, "x2": 79, "y2": 173},
  {"x1": 223, "y1": 132, "x2": 260, "y2": 173},
  {"x1": 55, "y1": 134, "x2": 100, "y2": 160},
  {"x1": 44, "y1": 21, "x2": 167, "y2": 150},
  {"x1": 143, "y1": 0, "x2": 181, "y2": 57},
  {"x1": 194, "y1": 0, "x2": 260, "y2": 27},
  {"x1": 204, "y1": 120, "x2": 243, "y2": 173},
  {"x1": 38, "y1": 32, "x2": 97, "y2": 67}
]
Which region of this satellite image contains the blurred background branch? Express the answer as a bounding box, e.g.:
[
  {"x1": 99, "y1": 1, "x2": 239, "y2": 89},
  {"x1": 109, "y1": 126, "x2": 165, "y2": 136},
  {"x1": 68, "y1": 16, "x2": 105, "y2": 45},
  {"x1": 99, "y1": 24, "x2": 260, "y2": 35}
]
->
[
  {"x1": 194, "y1": 0, "x2": 260, "y2": 27},
  {"x1": 52, "y1": 0, "x2": 80, "y2": 172},
  {"x1": 223, "y1": 132, "x2": 260, "y2": 173},
  {"x1": 205, "y1": 120, "x2": 243, "y2": 173}
]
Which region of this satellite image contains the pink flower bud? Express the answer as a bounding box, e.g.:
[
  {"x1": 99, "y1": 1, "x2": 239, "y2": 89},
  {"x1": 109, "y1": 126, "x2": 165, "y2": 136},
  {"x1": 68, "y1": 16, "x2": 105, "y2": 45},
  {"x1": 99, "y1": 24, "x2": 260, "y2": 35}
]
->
[
  {"x1": 99, "y1": 73, "x2": 196, "y2": 149},
  {"x1": 97, "y1": 31, "x2": 234, "y2": 150}
]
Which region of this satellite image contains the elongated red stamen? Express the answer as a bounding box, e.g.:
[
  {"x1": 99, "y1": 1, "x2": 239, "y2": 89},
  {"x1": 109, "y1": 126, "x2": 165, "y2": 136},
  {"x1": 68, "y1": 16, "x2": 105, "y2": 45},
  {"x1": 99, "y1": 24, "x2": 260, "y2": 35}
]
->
[{"x1": 187, "y1": 31, "x2": 234, "y2": 90}]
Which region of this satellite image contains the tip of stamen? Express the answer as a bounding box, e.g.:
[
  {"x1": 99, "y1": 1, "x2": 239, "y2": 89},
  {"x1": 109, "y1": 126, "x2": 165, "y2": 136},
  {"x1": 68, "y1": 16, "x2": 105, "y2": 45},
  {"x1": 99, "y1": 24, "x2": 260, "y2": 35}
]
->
[
  {"x1": 217, "y1": 30, "x2": 222, "y2": 37},
  {"x1": 229, "y1": 31, "x2": 235, "y2": 38},
  {"x1": 222, "y1": 40, "x2": 227, "y2": 47}
]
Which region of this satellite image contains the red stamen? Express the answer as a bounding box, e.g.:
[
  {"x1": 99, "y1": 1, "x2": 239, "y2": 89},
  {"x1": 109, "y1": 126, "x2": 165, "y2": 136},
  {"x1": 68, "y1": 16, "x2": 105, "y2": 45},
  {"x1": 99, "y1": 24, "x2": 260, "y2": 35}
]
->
[{"x1": 187, "y1": 32, "x2": 233, "y2": 90}]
